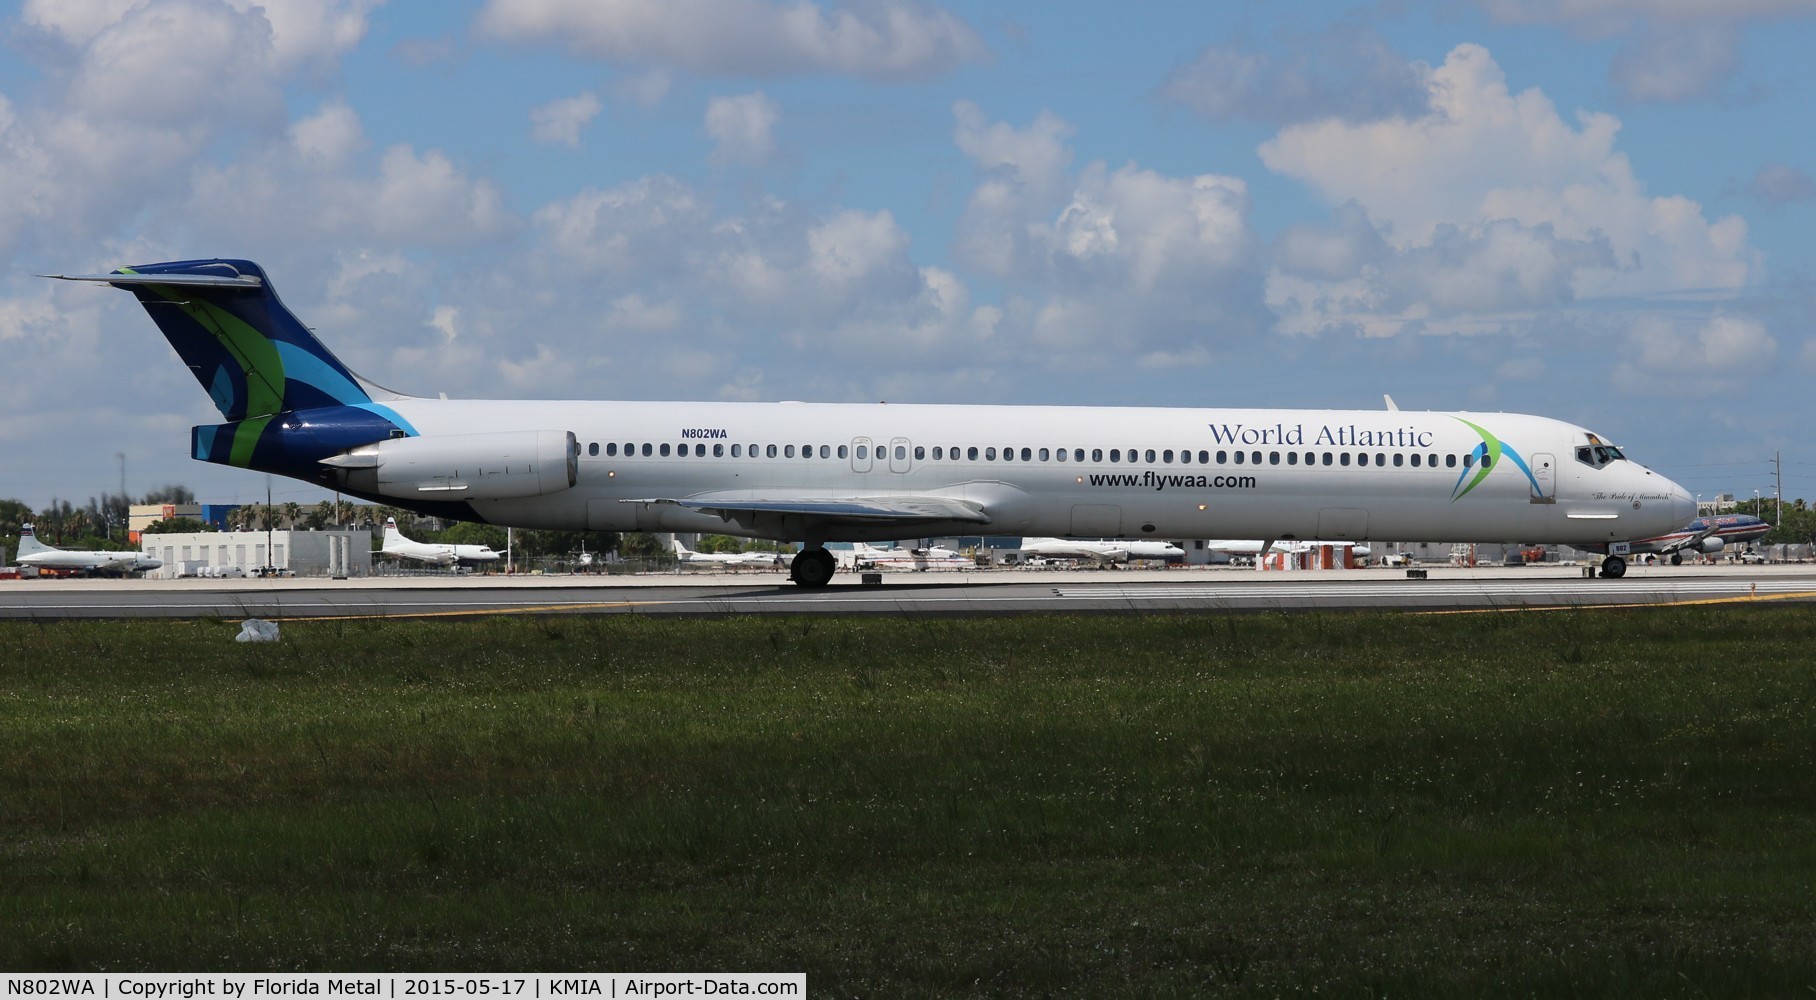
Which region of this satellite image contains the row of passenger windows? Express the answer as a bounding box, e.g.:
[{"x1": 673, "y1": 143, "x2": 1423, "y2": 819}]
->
[{"x1": 583, "y1": 439, "x2": 1493, "y2": 470}]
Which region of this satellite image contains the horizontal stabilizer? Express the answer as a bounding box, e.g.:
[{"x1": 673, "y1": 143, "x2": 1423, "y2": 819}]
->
[{"x1": 42, "y1": 271, "x2": 263, "y2": 289}]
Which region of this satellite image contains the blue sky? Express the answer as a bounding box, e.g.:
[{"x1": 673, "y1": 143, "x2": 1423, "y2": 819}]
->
[{"x1": 2, "y1": 0, "x2": 1813, "y2": 511}]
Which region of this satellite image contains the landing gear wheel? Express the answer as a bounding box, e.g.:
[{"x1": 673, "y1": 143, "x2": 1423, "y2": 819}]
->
[
  {"x1": 1601, "y1": 555, "x2": 1627, "y2": 579},
  {"x1": 790, "y1": 548, "x2": 837, "y2": 588},
  {"x1": 1670, "y1": 552, "x2": 1683, "y2": 566}
]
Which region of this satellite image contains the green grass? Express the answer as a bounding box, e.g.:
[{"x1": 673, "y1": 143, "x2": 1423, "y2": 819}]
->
[{"x1": 1, "y1": 609, "x2": 1812, "y2": 995}]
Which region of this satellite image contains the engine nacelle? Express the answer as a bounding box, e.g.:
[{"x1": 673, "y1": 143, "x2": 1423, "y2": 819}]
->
[
  {"x1": 322, "y1": 430, "x2": 578, "y2": 500},
  {"x1": 1695, "y1": 536, "x2": 1725, "y2": 554}
]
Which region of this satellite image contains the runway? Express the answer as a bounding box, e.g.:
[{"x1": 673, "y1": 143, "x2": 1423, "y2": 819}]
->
[{"x1": 4, "y1": 563, "x2": 1814, "y2": 619}]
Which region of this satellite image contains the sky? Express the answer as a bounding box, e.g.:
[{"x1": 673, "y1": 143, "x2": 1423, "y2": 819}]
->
[{"x1": 2, "y1": 0, "x2": 1814, "y2": 512}]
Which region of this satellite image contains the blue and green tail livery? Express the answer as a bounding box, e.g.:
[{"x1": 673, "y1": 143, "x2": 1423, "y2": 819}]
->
[
  {"x1": 95, "y1": 259, "x2": 371, "y2": 420},
  {"x1": 45, "y1": 259, "x2": 443, "y2": 505}
]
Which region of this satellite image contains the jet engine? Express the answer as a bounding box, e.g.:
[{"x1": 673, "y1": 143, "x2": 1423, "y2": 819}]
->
[
  {"x1": 1694, "y1": 536, "x2": 1725, "y2": 554},
  {"x1": 322, "y1": 429, "x2": 578, "y2": 500}
]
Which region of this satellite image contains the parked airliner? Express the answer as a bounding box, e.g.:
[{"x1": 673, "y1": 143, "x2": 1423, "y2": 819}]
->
[
  {"x1": 380, "y1": 516, "x2": 501, "y2": 567},
  {"x1": 15, "y1": 524, "x2": 162, "y2": 575},
  {"x1": 47, "y1": 259, "x2": 1696, "y2": 585},
  {"x1": 1581, "y1": 512, "x2": 1770, "y2": 565}
]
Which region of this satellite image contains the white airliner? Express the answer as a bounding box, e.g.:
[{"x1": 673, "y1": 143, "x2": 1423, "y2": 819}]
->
[
  {"x1": 47, "y1": 259, "x2": 1697, "y2": 585},
  {"x1": 672, "y1": 537, "x2": 783, "y2": 568},
  {"x1": 380, "y1": 517, "x2": 501, "y2": 566},
  {"x1": 1019, "y1": 537, "x2": 1186, "y2": 564},
  {"x1": 16, "y1": 524, "x2": 162, "y2": 575}
]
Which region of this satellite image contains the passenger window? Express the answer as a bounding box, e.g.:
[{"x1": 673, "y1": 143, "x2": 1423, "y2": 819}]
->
[
  {"x1": 1287, "y1": 452, "x2": 1298, "y2": 466},
  {"x1": 1251, "y1": 451, "x2": 1262, "y2": 465},
  {"x1": 1001, "y1": 447, "x2": 1013, "y2": 462},
  {"x1": 1110, "y1": 449, "x2": 1121, "y2": 462},
  {"x1": 1041, "y1": 448, "x2": 1051, "y2": 461},
  {"x1": 1075, "y1": 449, "x2": 1086, "y2": 462},
  {"x1": 896, "y1": 445, "x2": 907, "y2": 460},
  {"x1": 915, "y1": 446, "x2": 925, "y2": 460},
  {"x1": 839, "y1": 445, "x2": 849, "y2": 459},
  {"x1": 1163, "y1": 450, "x2": 1174, "y2": 463},
  {"x1": 1446, "y1": 454, "x2": 1456, "y2": 468},
  {"x1": 1233, "y1": 451, "x2": 1245, "y2": 464},
  {"x1": 1321, "y1": 453, "x2": 1332, "y2": 466},
  {"x1": 1198, "y1": 450, "x2": 1209, "y2": 464},
  {"x1": 967, "y1": 446, "x2": 979, "y2": 460},
  {"x1": 767, "y1": 444, "x2": 778, "y2": 458},
  {"x1": 606, "y1": 443, "x2": 618, "y2": 457},
  {"x1": 1145, "y1": 449, "x2": 1157, "y2": 463},
  {"x1": 697, "y1": 444, "x2": 707, "y2": 457},
  {"x1": 641, "y1": 443, "x2": 652, "y2": 457},
  {"x1": 1269, "y1": 452, "x2": 1280, "y2": 465},
  {"x1": 1480, "y1": 455, "x2": 1492, "y2": 470},
  {"x1": 1091, "y1": 449, "x2": 1103, "y2": 462},
  {"x1": 588, "y1": 442, "x2": 599, "y2": 457},
  {"x1": 714, "y1": 444, "x2": 724, "y2": 457},
  {"x1": 1021, "y1": 447, "x2": 1032, "y2": 461},
  {"x1": 731, "y1": 444, "x2": 741, "y2": 457},
  {"x1": 1216, "y1": 450, "x2": 1228, "y2": 464},
  {"x1": 1393, "y1": 453, "x2": 1403, "y2": 467},
  {"x1": 1358, "y1": 453, "x2": 1369, "y2": 467},
  {"x1": 820, "y1": 445, "x2": 830, "y2": 458},
  {"x1": 932, "y1": 446, "x2": 943, "y2": 460},
  {"x1": 1179, "y1": 450, "x2": 1190, "y2": 465},
  {"x1": 1340, "y1": 453, "x2": 1350, "y2": 466},
  {"x1": 987, "y1": 447, "x2": 998, "y2": 460}
]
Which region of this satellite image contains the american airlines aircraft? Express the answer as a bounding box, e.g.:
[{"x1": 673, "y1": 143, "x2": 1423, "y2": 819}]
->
[
  {"x1": 380, "y1": 516, "x2": 502, "y2": 567},
  {"x1": 1581, "y1": 512, "x2": 1770, "y2": 565},
  {"x1": 47, "y1": 259, "x2": 1696, "y2": 586},
  {"x1": 16, "y1": 524, "x2": 162, "y2": 575}
]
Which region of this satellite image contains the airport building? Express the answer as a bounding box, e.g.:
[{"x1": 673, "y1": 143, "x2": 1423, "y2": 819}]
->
[
  {"x1": 128, "y1": 503, "x2": 242, "y2": 541},
  {"x1": 139, "y1": 529, "x2": 371, "y2": 579}
]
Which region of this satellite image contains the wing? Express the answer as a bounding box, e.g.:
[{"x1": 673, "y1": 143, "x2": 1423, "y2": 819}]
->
[{"x1": 628, "y1": 492, "x2": 990, "y2": 531}]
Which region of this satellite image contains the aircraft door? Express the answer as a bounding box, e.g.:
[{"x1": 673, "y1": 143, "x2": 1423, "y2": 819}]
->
[
  {"x1": 889, "y1": 437, "x2": 912, "y2": 473},
  {"x1": 850, "y1": 436, "x2": 874, "y2": 473},
  {"x1": 1531, "y1": 452, "x2": 1555, "y2": 503}
]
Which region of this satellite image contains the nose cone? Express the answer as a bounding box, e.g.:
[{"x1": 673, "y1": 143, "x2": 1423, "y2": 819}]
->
[{"x1": 1666, "y1": 477, "x2": 1697, "y2": 527}]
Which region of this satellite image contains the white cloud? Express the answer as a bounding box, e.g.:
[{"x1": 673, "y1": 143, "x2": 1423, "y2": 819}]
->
[
  {"x1": 1608, "y1": 23, "x2": 1739, "y2": 102},
  {"x1": 1749, "y1": 163, "x2": 1816, "y2": 205},
  {"x1": 1258, "y1": 44, "x2": 1757, "y2": 337},
  {"x1": 1162, "y1": 28, "x2": 1430, "y2": 125},
  {"x1": 953, "y1": 105, "x2": 1265, "y2": 365},
  {"x1": 475, "y1": 0, "x2": 985, "y2": 81},
  {"x1": 1614, "y1": 314, "x2": 1777, "y2": 390},
  {"x1": 705, "y1": 92, "x2": 780, "y2": 165},
  {"x1": 290, "y1": 102, "x2": 365, "y2": 168},
  {"x1": 531, "y1": 93, "x2": 604, "y2": 147},
  {"x1": 24, "y1": 0, "x2": 376, "y2": 76}
]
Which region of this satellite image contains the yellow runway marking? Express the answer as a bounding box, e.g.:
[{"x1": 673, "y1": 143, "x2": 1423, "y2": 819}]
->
[{"x1": 1418, "y1": 590, "x2": 1816, "y2": 615}]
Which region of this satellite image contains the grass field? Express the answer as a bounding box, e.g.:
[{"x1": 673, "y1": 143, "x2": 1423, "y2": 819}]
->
[{"x1": 1, "y1": 608, "x2": 1812, "y2": 995}]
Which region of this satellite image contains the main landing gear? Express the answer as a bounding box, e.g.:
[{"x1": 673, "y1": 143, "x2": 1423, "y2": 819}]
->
[
  {"x1": 1599, "y1": 555, "x2": 1627, "y2": 579},
  {"x1": 789, "y1": 547, "x2": 837, "y2": 588}
]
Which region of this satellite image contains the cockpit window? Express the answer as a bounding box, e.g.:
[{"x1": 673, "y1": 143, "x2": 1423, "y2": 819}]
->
[{"x1": 1575, "y1": 440, "x2": 1627, "y2": 469}]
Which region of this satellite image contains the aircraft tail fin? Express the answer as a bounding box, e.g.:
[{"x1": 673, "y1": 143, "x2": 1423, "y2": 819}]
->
[
  {"x1": 16, "y1": 524, "x2": 50, "y2": 559},
  {"x1": 44, "y1": 259, "x2": 372, "y2": 421},
  {"x1": 382, "y1": 517, "x2": 406, "y2": 548}
]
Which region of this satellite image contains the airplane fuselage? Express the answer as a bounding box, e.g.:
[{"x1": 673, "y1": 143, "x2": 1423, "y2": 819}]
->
[{"x1": 285, "y1": 399, "x2": 1691, "y2": 547}]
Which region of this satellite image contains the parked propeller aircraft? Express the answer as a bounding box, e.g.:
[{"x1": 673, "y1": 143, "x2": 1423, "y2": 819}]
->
[
  {"x1": 1018, "y1": 537, "x2": 1186, "y2": 564},
  {"x1": 672, "y1": 537, "x2": 784, "y2": 568},
  {"x1": 380, "y1": 516, "x2": 501, "y2": 567},
  {"x1": 851, "y1": 541, "x2": 973, "y2": 571},
  {"x1": 47, "y1": 259, "x2": 1697, "y2": 584},
  {"x1": 15, "y1": 524, "x2": 162, "y2": 576}
]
